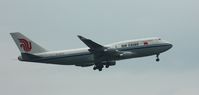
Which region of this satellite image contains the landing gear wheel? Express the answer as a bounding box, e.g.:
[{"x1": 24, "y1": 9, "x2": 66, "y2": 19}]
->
[
  {"x1": 105, "y1": 65, "x2": 109, "y2": 68},
  {"x1": 156, "y1": 54, "x2": 160, "y2": 62},
  {"x1": 93, "y1": 66, "x2": 97, "y2": 70},
  {"x1": 98, "y1": 65, "x2": 104, "y2": 71},
  {"x1": 156, "y1": 58, "x2": 160, "y2": 62},
  {"x1": 94, "y1": 65, "x2": 103, "y2": 71},
  {"x1": 98, "y1": 68, "x2": 102, "y2": 71}
]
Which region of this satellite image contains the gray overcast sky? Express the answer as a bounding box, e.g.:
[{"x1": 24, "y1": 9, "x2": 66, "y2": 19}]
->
[{"x1": 0, "y1": 0, "x2": 199, "y2": 95}]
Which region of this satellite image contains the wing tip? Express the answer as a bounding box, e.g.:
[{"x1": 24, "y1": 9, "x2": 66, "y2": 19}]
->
[{"x1": 77, "y1": 35, "x2": 86, "y2": 40}]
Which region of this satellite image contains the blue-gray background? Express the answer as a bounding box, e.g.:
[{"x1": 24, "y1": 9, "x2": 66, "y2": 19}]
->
[{"x1": 0, "y1": 0, "x2": 199, "y2": 95}]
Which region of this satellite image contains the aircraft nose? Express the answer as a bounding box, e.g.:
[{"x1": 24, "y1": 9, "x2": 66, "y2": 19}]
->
[
  {"x1": 167, "y1": 43, "x2": 173, "y2": 50},
  {"x1": 162, "y1": 40, "x2": 173, "y2": 50}
]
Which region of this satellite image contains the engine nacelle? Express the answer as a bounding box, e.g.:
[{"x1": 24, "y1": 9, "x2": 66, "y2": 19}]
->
[
  {"x1": 119, "y1": 51, "x2": 134, "y2": 58},
  {"x1": 104, "y1": 48, "x2": 118, "y2": 54}
]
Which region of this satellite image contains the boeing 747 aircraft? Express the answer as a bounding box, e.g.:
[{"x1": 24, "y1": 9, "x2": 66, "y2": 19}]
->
[{"x1": 10, "y1": 32, "x2": 172, "y2": 71}]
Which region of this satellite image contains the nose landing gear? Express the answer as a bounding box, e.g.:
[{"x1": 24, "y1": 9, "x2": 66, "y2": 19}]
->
[{"x1": 156, "y1": 54, "x2": 160, "y2": 62}]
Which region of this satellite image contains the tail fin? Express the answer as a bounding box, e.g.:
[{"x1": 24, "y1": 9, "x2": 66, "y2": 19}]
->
[{"x1": 10, "y1": 32, "x2": 47, "y2": 54}]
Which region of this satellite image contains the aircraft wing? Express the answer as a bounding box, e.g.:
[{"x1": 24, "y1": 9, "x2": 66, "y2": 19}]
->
[
  {"x1": 78, "y1": 35, "x2": 113, "y2": 57},
  {"x1": 77, "y1": 35, "x2": 134, "y2": 58},
  {"x1": 77, "y1": 35, "x2": 105, "y2": 51},
  {"x1": 77, "y1": 35, "x2": 122, "y2": 59},
  {"x1": 77, "y1": 35, "x2": 134, "y2": 71}
]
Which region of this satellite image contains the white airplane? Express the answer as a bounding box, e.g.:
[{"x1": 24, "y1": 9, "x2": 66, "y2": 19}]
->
[{"x1": 10, "y1": 32, "x2": 172, "y2": 71}]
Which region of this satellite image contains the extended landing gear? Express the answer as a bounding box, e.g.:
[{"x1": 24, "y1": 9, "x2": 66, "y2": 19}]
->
[
  {"x1": 93, "y1": 66, "x2": 97, "y2": 70},
  {"x1": 98, "y1": 68, "x2": 102, "y2": 71},
  {"x1": 105, "y1": 65, "x2": 109, "y2": 68},
  {"x1": 92, "y1": 61, "x2": 115, "y2": 71},
  {"x1": 93, "y1": 65, "x2": 104, "y2": 71},
  {"x1": 156, "y1": 54, "x2": 160, "y2": 62}
]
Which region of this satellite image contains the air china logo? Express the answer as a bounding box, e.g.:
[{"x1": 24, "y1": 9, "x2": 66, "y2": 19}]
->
[{"x1": 19, "y1": 39, "x2": 32, "y2": 52}]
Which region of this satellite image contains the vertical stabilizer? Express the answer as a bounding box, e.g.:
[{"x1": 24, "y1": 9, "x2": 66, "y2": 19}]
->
[{"x1": 10, "y1": 32, "x2": 47, "y2": 54}]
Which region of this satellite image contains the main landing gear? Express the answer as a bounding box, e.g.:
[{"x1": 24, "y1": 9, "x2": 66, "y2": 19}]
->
[
  {"x1": 93, "y1": 64, "x2": 110, "y2": 71},
  {"x1": 156, "y1": 54, "x2": 160, "y2": 62},
  {"x1": 105, "y1": 65, "x2": 109, "y2": 68},
  {"x1": 93, "y1": 65, "x2": 103, "y2": 71}
]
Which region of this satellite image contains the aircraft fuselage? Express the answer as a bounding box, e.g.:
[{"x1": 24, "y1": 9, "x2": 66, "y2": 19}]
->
[
  {"x1": 11, "y1": 32, "x2": 172, "y2": 71},
  {"x1": 21, "y1": 38, "x2": 172, "y2": 67}
]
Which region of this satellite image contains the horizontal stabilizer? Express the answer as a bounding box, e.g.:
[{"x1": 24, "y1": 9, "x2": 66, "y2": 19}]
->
[{"x1": 21, "y1": 53, "x2": 42, "y2": 61}]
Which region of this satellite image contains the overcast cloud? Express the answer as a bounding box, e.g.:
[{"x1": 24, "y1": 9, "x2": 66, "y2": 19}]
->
[{"x1": 0, "y1": 0, "x2": 199, "y2": 95}]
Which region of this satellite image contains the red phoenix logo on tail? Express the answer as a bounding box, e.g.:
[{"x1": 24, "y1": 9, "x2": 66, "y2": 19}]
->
[{"x1": 19, "y1": 39, "x2": 32, "y2": 52}]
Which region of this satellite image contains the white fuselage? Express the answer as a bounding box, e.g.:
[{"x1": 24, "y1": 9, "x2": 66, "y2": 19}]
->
[{"x1": 25, "y1": 37, "x2": 172, "y2": 67}]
